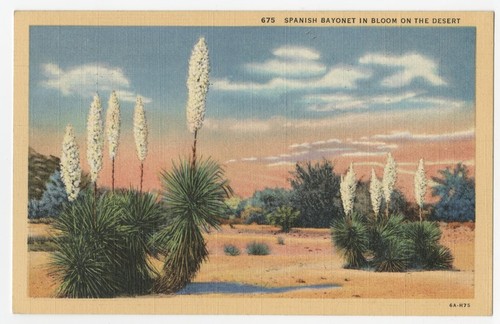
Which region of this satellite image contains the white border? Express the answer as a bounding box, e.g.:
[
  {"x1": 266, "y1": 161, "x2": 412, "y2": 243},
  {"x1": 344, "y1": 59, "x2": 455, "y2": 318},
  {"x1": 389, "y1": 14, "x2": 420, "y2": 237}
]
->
[{"x1": 1, "y1": 1, "x2": 497, "y2": 324}]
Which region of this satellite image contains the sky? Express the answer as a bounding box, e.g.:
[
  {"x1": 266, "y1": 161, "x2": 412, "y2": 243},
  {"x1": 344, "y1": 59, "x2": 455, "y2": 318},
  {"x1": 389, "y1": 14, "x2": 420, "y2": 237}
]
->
[{"x1": 29, "y1": 26, "x2": 476, "y2": 197}]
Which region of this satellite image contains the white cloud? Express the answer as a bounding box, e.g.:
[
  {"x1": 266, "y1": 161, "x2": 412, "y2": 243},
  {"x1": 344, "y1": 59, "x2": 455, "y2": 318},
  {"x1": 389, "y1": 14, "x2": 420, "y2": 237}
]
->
[
  {"x1": 372, "y1": 129, "x2": 474, "y2": 142},
  {"x1": 273, "y1": 46, "x2": 321, "y2": 60},
  {"x1": 359, "y1": 53, "x2": 446, "y2": 87},
  {"x1": 241, "y1": 157, "x2": 258, "y2": 162},
  {"x1": 306, "y1": 91, "x2": 418, "y2": 112},
  {"x1": 267, "y1": 161, "x2": 296, "y2": 167},
  {"x1": 40, "y1": 63, "x2": 151, "y2": 103},
  {"x1": 245, "y1": 59, "x2": 326, "y2": 77},
  {"x1": 341, "y1": 151, "x2": 388, "y2": 157},
  {"x1": 290, "y1": 142, "x2": 311, "y2": 149},
  {"x1": 213, "y1": 65, "x2": 371, "y2": 92}
]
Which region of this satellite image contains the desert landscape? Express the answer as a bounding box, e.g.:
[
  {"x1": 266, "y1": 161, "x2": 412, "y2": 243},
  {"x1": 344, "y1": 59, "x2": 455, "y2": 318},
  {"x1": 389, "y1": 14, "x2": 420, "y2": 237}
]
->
[{"x1": 29, "y1": 222, "x2": 474, "y2": 299}]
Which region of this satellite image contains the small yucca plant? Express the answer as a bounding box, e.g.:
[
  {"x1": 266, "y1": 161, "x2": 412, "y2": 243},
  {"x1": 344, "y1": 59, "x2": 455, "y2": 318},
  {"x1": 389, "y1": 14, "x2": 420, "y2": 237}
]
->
[
  {"x1": 331, "y1": 213, "x2": 369, "y2": 269},
  {"x1": 153, "y1": 159, "x2": 232, "y2": 293}
]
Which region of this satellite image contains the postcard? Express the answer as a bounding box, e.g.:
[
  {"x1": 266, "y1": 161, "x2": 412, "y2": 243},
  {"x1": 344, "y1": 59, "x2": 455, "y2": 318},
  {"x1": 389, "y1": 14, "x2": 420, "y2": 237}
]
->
[{"x1": 13, "y1": 11, "x2": 493, "y2": 315}]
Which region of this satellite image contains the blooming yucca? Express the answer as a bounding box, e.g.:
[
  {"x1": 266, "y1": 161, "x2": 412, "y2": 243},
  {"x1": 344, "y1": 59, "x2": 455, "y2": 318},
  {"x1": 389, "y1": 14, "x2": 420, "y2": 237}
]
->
[
  {"x1": 86, "y1": 94, "x2": 104, "y2": 187},
  {"x1": 382, "y1": 153, "x2": 397, "y2": 218},
  {"x1": 340, "y1": 163, "x2": 357, "y2": 217},
  {"x1": 105, "y1": 91, "x2": 121, "y2": 192},
  {"x1": 60, "y1": 124, "x2": 81, "y2": 201},
  {"x1": 133, "y1": 96, "x2": 148, "y2": 192},
  {"x1": 186, "y1": 37, "x2": 210, "y2": 167},
  {"x1": 369, "y1": 168, "x2": 383, "y2": 219},
  {"x1": 414, "y1": 158, "x2": 427, "y2": 221}
]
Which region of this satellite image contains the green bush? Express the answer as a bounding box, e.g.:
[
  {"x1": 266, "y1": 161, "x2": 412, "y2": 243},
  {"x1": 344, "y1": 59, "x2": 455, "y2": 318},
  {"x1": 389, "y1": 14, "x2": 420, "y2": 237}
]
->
[
  {"x1": 223, "y1": 244, "x2": 240, "y2": 256},
  {"x1": 331, "y1": 213, "x2": 369, "y2": 268},
  {"x1": 246, "y1": 242, "x2": 270, "y2": 255},
  {"x1": 277, "y1": 236, "x2": 285, "y2": 245},
  {"x1": 268, "y1": 205, "x2": 300, "y2": 233}
]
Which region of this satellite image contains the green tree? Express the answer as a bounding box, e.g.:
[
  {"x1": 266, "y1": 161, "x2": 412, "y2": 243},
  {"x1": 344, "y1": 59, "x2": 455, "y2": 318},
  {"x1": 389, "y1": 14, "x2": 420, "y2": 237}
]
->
[
  {"x1": 431, "y1": 163, "x2": 475, "y2": 222},
  {"x1": 268, "y1": 205, "x2": 300, "y2": 233},
  {"x1": 289, "y1": 160, "x2": 342, "y2": 228}
]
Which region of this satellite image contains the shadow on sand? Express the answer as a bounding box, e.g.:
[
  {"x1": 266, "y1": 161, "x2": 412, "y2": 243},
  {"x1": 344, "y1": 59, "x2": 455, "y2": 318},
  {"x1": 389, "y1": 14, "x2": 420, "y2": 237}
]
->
[{"x1": 177, "y1": 282, "x2": 340, "y2": 295}]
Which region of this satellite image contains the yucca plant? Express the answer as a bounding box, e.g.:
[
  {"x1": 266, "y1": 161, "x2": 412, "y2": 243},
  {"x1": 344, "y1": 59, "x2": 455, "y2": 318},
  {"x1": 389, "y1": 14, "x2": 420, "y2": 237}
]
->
[
  {"x1": 371, "y1": 237, "x2": 412, "y2": 272},
  {"x1": 115, "y1": 190, "x2": 166, "y2": 295},
  {"x1": 331, "y1": 213, "x2": 369, "y2": 269},
  {"x1": 405, "y1": 221, "x2": 453, "y2": 270},
  {"x1": 50, "y1": 192, "x2": 126, "y2": 298},
  {"x1": 153, "y1": 159, "x2": 232, "y2": 293}
]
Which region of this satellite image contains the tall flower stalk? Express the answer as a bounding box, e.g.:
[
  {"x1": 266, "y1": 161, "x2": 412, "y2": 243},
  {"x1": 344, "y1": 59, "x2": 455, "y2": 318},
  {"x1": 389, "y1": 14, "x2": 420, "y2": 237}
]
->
[
  {"x1": 60, "y1": 124, "x2": 81, "y2": 201},
  {"x1": 340, "y1": 163, "x2": 357, "y2": 218},
  {"x1": 186, "y1": 37, "x2": 210, "y2": 169},
  {"x1": 87, "y1": 94, "x2": 104, "y2": 197},
  {"x1": 414, "y1": 158, "x2": 427, "y2": 222},
  {"x1": 369, "y1": 168, "x2": 383, "y2": 220},
  {"x1": 105, "y1": 91, "x2": 121, "y2": 192},
  {"x1": 382, "y1": 153, "x2": 397, "y2": 218},
  {"x1": 133, "y1": 96, "x2": 148, "y2": 193}
]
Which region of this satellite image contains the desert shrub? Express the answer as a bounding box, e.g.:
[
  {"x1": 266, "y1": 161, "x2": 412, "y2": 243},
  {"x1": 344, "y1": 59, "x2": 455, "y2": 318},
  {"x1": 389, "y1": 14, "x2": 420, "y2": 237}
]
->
[
  {"x1": 277, "y1": 236, "x2": 285, "y2": 245},
  {"x1": 404, "y1": 221, "x2": 453, "y2": 270},
  {"x1": 246, "y1": 242, "x2": 270, "y2": 255},
  {"x1": 221, "y1": 196, "x2": 243, "y2": 219},
  {"x1": 153, "y1": 159, "x2": 232, "y2": 293},
  {"x1": 223, "y1": 244, "x2": 240, "y2": 256},
  {"x1": 27, "y1": 235, "x2": 57, "y2": 252},
  {"x1": 50, "y1": 193, "x2": 127, "y2": 298},
  {"x1": 290, "y1": 160, "x2": 343, "y2": 228},
  {"x1": 268, "y1": 205, "x2": 300, "y2": 233},
  {"x1": 430, "y1": 163, "x2": 475, "y2": 222},
  {"x1": 247, "y1": 188, "x2": 292, "y2": 215},
  {"x1": 331, "y1": 213, "x2": 369, "y2": 268},
  {"x1": 241, "y1": 206, "x2": 268, "y2": 225}
]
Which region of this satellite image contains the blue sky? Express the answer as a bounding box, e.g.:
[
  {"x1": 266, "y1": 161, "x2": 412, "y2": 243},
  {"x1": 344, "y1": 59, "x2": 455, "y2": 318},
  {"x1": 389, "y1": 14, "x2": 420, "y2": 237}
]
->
[
  {"x1": 29, "y1": 26, "x2": 476, "y2": 177},
  {"x1": 30, "y1": 26, "x2": 475, "y2": 127}
]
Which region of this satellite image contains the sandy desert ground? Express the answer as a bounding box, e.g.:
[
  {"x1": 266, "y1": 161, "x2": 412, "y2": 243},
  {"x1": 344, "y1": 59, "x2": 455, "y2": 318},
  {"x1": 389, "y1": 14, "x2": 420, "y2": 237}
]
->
[{"x1": 28, "y1": 222, "x2": 474, "y2": 299}]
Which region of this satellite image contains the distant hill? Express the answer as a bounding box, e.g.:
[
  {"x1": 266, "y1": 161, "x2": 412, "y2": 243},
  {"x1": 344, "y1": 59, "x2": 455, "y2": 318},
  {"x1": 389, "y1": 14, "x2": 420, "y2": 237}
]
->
[{"x1": 28, "y1": 147, "x2": 60, "y2": 200}]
